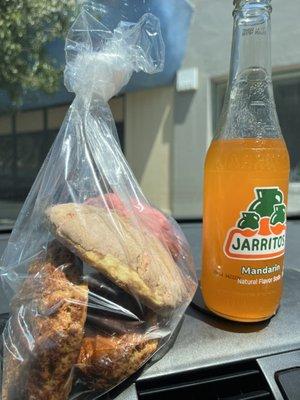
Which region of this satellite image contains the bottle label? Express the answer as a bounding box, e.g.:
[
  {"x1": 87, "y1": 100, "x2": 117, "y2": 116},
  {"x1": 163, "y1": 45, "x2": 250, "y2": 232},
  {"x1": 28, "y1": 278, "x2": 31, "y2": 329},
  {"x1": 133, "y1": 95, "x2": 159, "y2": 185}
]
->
[{"x1": 223, "y1": 186, "x2": 287, "y2": 260}]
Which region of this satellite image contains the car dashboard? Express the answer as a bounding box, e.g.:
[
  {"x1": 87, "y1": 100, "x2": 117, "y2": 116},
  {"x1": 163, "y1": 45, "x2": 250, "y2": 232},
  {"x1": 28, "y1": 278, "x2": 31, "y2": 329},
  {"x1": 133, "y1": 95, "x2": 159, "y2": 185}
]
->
[{"x1": 0, "y1": 221, "x2": 299, "y2": 400}]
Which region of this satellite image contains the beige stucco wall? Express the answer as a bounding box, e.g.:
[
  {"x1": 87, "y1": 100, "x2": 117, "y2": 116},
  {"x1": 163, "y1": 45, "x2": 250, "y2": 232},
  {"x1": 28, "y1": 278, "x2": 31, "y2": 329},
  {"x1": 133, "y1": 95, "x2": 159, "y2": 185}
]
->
[{"x1": 125, "y1": 86, "x2": 173, "y2": 214}]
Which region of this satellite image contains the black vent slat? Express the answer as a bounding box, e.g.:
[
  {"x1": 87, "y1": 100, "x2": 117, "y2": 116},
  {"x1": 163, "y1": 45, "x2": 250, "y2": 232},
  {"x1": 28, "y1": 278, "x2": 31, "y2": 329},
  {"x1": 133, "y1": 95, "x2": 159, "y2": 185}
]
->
[
  {"x1": 139, "y1": 369, "x2": 260, "y2": 396},
  {"x1": 222, "y1": 390, "x2": 272, "y2": 399},
  {"x1": 136, "y1": 360, "x2": 274, "y2": 400}
]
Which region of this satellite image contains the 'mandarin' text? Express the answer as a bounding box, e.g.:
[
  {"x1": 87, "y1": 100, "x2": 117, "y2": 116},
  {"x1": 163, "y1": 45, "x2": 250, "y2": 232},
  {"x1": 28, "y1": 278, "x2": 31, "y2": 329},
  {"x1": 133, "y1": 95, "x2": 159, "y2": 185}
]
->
[{"x1": 241, "y1": 264, "x2": 281, "y2": 275}]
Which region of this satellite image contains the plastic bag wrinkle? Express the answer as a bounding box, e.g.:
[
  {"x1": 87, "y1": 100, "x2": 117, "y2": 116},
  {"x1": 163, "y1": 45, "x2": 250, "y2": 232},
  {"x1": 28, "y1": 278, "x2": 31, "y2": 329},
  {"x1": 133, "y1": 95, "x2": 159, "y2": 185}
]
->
[{"x1": 65, "y1": 12, "x2": 164, "y2": 101}]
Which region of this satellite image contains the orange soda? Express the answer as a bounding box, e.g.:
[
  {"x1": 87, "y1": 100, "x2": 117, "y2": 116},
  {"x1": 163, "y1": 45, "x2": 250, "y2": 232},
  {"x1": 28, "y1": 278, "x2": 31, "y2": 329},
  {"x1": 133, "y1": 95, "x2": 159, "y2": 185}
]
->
[
  {"x1": 201, "y1": 138, "x2": 290, "y2": 322},
  {"x1": 201, "y1": 0, "x2": 290, "y2": 322}
]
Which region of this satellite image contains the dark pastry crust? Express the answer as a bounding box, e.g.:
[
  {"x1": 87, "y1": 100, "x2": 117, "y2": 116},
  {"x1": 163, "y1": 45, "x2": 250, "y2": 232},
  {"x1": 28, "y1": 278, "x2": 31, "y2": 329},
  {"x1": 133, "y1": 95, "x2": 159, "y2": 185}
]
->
[
  {"x1": 85, "y1": 273, "x2": 145, "y2": 320},
  {"x1": 85, "y1": 272, "x2": 147, "y2": 334}
]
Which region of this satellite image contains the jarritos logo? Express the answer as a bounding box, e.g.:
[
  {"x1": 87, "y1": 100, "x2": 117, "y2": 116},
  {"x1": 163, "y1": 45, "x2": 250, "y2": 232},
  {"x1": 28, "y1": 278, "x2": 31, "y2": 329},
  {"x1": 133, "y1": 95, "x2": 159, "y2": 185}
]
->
[{"x1": 224, "y1": 187, "x2": 287, "y2": 260}]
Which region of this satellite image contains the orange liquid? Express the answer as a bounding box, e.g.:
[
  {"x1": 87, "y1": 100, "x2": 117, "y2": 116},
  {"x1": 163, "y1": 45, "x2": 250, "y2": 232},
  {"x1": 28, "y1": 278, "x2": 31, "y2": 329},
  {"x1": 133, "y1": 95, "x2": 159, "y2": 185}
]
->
[{"x1": 201, "y1": 138, "x2": 290, "y2": 322}]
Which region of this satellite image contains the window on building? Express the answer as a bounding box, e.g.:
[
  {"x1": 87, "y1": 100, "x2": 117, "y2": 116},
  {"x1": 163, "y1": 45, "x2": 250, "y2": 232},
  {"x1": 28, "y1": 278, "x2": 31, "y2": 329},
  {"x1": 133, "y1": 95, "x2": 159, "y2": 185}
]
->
[
  {"x1": 273, "y1": 74, "x2": 300, "y2": 184},
  {"x1": 213, "y1": 72, "x2": 300, "y2": 214},
  {"x1": 0, "y1": 99, "x2": 124, "y2": 229},
  {"x1": 213, "y1": 73, "x2": 300, "y2": 183}
]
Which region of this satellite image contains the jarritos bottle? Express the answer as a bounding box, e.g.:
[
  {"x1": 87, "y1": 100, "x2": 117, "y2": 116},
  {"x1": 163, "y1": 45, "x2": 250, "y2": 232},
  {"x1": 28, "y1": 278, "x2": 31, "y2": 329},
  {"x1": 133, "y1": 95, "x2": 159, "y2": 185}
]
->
[{"x1": 201, "y1": 0, "x2": 290, "y2": 322}]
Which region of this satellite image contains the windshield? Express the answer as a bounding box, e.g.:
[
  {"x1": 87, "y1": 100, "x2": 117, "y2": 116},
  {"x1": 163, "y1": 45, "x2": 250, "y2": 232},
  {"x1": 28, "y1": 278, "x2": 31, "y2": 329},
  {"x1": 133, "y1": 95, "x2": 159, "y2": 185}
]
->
[{"x1": 0, "y1": 0, "x2": 299, "y2": 231}]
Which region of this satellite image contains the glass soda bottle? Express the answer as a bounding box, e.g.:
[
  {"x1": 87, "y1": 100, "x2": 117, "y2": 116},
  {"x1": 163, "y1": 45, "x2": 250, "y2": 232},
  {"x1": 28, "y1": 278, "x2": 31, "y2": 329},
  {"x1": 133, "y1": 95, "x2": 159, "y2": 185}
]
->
[{"x1": 201, "y1": 0, "x2": 290, "y2": 322}]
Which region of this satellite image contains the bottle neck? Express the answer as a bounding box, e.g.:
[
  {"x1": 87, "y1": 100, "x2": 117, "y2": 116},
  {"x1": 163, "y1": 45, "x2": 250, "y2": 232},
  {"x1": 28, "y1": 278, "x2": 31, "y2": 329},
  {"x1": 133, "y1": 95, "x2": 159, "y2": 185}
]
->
[
  {"x1": 216, "y1": 0, "x2": 282, "y2": 140},
  {"x1": 229, "y1": 2, "x2": 272, "y2": 86}
]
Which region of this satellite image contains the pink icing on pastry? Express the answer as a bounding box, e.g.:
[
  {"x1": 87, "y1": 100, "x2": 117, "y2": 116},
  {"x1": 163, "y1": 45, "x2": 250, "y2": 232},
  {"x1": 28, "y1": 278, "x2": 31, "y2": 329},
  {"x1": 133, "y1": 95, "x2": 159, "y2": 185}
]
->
[{"x1": 85, "y1": 193, "x2": 181, "y2": 259}]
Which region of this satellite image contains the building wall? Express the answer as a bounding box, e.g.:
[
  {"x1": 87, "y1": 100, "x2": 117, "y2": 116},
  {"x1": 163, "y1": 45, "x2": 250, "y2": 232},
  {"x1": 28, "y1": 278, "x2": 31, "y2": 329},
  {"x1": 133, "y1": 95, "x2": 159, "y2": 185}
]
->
[
  {"x1": 125, "y1": 86, "x2": 173, "y2": 214},
  {"x1": 125, "y1": 0, "x2": 300, "y2": 218},
  {"x1": 184, "y1": 0, "x2": 300, "y2": 78}
]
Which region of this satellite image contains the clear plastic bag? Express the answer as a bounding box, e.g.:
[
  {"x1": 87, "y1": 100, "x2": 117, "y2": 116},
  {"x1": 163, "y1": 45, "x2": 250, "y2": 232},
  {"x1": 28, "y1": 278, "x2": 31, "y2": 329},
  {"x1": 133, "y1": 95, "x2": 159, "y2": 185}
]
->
[{"x1": 0, "y1": 6, "x2": 197, "y2": 400}]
